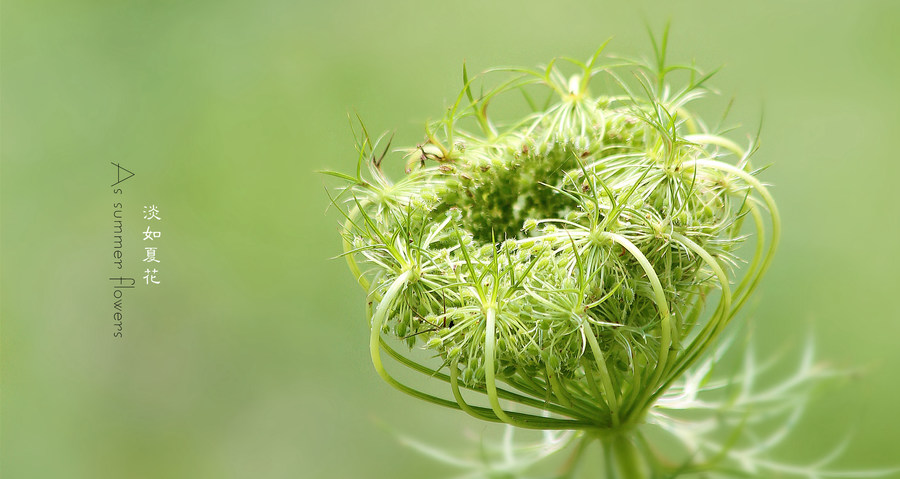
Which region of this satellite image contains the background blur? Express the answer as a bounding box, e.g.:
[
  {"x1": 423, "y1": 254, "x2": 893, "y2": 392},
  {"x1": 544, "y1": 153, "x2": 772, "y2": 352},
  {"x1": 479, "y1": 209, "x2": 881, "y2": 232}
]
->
[{"x1": 3, "y1": 1, "x2": 899, "y2": 477}]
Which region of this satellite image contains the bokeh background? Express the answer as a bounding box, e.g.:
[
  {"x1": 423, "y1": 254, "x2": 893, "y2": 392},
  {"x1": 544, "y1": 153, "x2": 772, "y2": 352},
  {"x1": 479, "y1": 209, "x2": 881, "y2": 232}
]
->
[{"x1": 3, "y1": 1, "x2": 899, "y2": 477}]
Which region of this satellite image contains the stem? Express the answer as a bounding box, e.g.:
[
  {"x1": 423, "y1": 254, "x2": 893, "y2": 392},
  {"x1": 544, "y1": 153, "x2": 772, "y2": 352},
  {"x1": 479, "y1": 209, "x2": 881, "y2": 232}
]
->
[
  {"x1": 662, "y1": 232, "x2": 733, "y2": 379},
  {"x1": 611, "y1": 434, "x2": 648, "y2": 479},
  {"x1": 370, "y1": 271, "x2": 412, "y2": 383},
  {"x1": 603, "y1": 440, "x2": 616, "y2": 478},
  {"x1": 449, "y1": 358, "x2": 498, "y2": 422},
  {"x1": 684, "y1": 158, "x2": 781, "y2": 285},
  {"x1": 485, "y1": 306, "x2": 528, "y2": 428},
  {"x1": 583, "y1": 324, "x2": 619, "y2": 424},
  {"x1": 684, "y1": 133, "x2": 744, "y2": 158},
  {"x1": 603, "y1": 232, "x2": 673, "y2": 419},
  {"x1": 546, "y1": 365, "x2": 574, "y2": 409},
  {"x1": 341, "y1": 208, "x2": 369, "y2": 291},
  {"x1": 731, "y1": 203, "x2": 766, "y2": 302},
  {"x1": 483, "y1": 306, "x2": 596, "y2": 429}
]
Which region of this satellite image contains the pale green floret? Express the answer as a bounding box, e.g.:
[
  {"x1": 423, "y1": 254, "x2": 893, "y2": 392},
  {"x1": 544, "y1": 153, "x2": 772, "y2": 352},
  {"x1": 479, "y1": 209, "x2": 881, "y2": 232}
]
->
[{"x1": 327, "y1": 41, "x2": 779, "y2": 436}]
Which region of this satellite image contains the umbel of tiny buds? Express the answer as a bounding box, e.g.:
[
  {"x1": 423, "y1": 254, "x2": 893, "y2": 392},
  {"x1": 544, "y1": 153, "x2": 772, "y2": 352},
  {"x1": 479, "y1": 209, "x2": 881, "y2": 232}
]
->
[{"x1": 325, "y1": 35, "x2": 779, "y2": 475}]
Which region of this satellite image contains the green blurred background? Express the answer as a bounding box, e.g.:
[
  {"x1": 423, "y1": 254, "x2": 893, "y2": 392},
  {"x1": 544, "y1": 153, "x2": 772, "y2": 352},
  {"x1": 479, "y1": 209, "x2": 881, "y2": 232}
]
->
[{"x1": 3, "y1": 0, "x2": 899, "y2": 477}]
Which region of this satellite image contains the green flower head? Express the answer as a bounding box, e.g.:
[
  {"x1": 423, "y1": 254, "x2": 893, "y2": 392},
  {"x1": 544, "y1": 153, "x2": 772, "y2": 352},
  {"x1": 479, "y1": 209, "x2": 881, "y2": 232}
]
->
[{"x1": 326, "y1": 39, "x2": 779, "y2": 433}]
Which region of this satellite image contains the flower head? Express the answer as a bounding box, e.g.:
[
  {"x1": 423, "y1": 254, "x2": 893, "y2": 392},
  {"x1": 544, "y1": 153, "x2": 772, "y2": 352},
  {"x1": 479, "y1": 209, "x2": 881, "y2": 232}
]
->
[{"x1": 326, "y1": 40, "x2": 779, "y2": 432}]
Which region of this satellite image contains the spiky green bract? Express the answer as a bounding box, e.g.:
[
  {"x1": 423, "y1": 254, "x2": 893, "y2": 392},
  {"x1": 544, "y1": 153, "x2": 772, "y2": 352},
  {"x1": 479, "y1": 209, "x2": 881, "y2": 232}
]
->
[
  {"x1": 394, "y1": 334, "x2": 900, "y2": 479},
  {"x1": 327, "y1": 41, "x2": 779, "y2": 434}
]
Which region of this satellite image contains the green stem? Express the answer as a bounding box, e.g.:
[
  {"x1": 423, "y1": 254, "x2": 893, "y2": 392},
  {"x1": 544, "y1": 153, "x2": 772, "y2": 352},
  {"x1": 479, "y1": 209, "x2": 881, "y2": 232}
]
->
[
  {"x1": 341, "y1": 208, "x2": 369, "y2": 291},
  {"x1": 684, "y1": 133, "x2": 744, "y2": 158},
  {"x1": 370, "y1": 271, "x2": 412, "y2": 383},
  {"x1": 583, "y1": 324, "x2": 619, "y2": 424},
  {"x1": 449, "y1": 358, "x2": 498, "y2": 422},
  {"x1": 604, "y1": 232, "x2": 673, "y2": 419},
  {"x1": 380, "y1": 338, "x2": 581, "y2": 417},
  {"x1": 611, "y1": 434, "x2": 648, "y2": 479},
  {"x1": 483, "y1": 307, "x2": 597, "y2": 429},
  {"x1": 484, "y1": 306, "x2": 529, "y2": 428},
  {"x1": 685, "y1": 158, "x2": 781, "y2": 286}
]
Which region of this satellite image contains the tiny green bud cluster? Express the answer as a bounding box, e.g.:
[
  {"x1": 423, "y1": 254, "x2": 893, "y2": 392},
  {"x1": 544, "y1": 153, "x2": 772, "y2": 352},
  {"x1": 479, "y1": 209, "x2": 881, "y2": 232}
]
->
[{"x1": 328, "y1": 44, "x2": 779, "y2": 432}]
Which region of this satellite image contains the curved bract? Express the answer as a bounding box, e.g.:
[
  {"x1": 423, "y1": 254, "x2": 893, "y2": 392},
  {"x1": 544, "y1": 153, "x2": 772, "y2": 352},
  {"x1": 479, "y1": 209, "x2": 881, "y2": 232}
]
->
[{"x1": 326, "y1": 43, "x2": 779, "y2": 434}]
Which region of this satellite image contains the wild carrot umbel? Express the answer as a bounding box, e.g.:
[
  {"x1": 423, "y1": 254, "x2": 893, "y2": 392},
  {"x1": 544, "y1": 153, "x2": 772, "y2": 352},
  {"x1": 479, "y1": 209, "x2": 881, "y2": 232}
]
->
[{"x1": 325, "y1": 31, "x2": 895, "y2": 478}]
